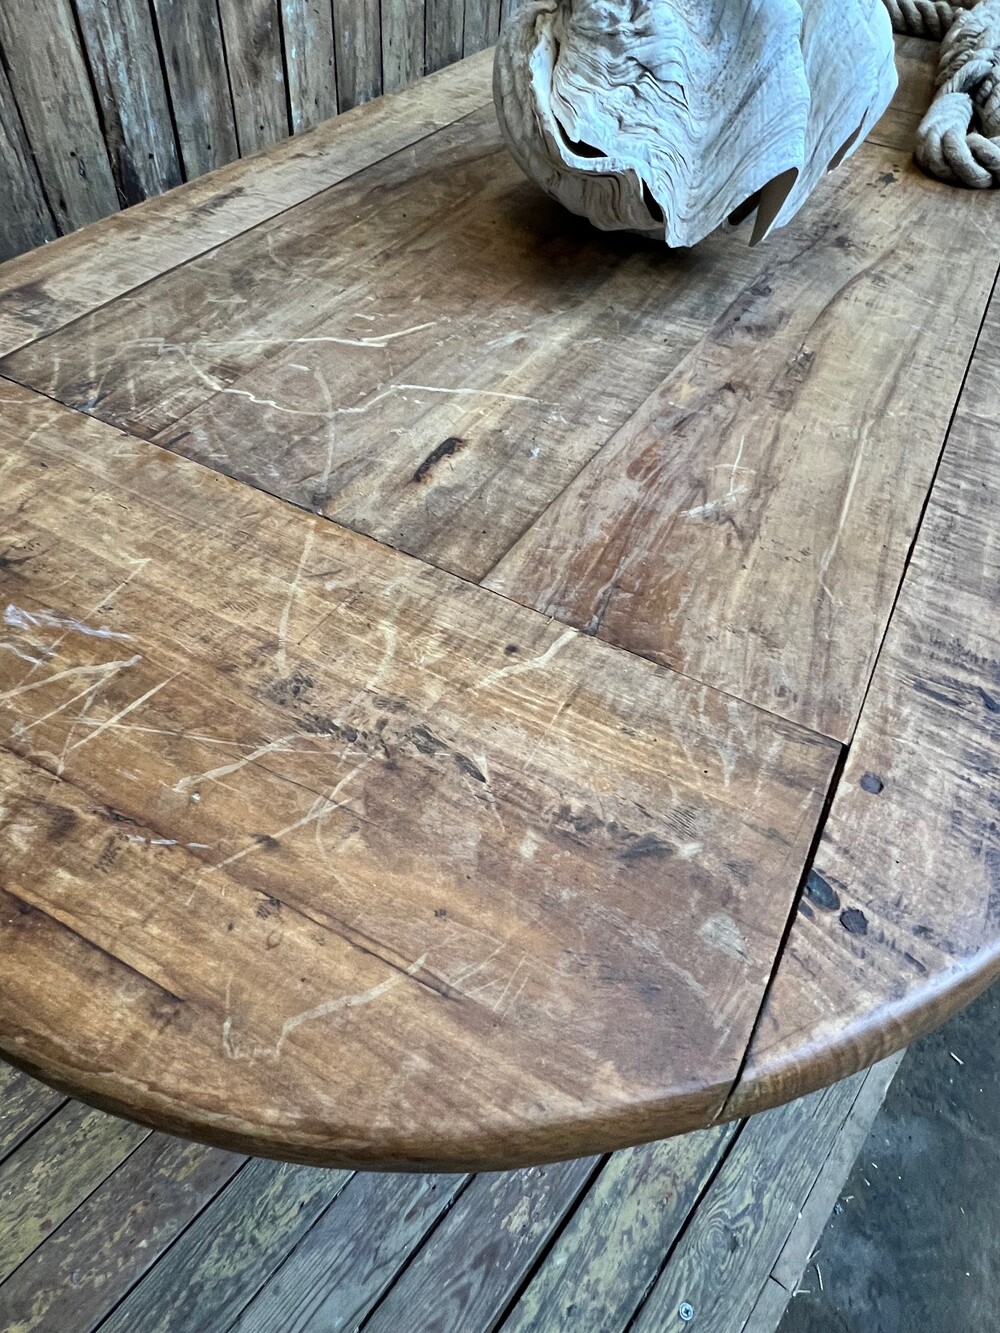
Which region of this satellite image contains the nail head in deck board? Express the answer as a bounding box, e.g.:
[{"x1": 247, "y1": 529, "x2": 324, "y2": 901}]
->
[
  {"x1": 0, "y1": 52, "x2": 493, "y2": 358},
  {"x1": 73, "y1": 0, "x2": 183, "y2": 206},
  {"x1": 631, "y1": 1073, "x2": 872, "y2": 1332},
  {"x1": 97, "y1": 1158, "x2": 351, "y2": 1333},
  {"x1": 0, "y1": 381, "x2": 834, "y2": 1169},
  {"x1": 361, "y1": 1158, "x2": 597, "y2": 1333},
  {"x1": 500, "y1": 1125, "x2": 737, "y2": 1333},
  {"x1": 725, "y1": 294, "x2": 1000, "y2": 1119},
  {"x1": 232, "y1": 1171, "x2": 469, "y2": 1332},
  {"x1": 0, "y1": 1134, "x2": 244, "y2": 1333},
  {"x1": 333, "y1": 0, "x2": 383, "y2": 109},
  {"x1": 148, "y1": 0, "x2": 240, "y2": 179},
  {"x1": 0, "y1": 0, "x2": 119, "y2": 233},
  {"x1": 281, "y1": 0, "x2": 340, "y2": 132},
  {"x1": 0, "y1": 1101, "x2": 148, "y2": 1284},
  {"x1": 218, "y1": 0, "x2": 291, "y2": 155},
  {"x1": 0, "y1": 61, "x2": 57, "y2": 263}
]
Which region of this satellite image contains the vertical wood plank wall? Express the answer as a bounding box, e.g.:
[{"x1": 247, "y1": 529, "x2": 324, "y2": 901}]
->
[{"x1": 0, "y1": 0, "x2": 503, "y2": 263}]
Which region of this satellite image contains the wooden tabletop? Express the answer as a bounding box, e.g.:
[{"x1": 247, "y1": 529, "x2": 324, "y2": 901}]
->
[{"x1": 1, "y1": 37, "x2": 998, "y2": 1171}]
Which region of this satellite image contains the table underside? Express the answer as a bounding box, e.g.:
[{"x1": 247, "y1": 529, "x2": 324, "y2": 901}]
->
[{"x1": 0, "y1": 37, "x2": 998, "y2": 1169}]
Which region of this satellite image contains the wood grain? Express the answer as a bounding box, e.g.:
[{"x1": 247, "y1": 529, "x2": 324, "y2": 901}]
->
[
  {"x1": 0, "y1": 0, "x2": 118, "y2": 232},
  {"x1": 485, "y1": 141, "x2": 1000, "y2": 740},
  {"x1": 427, "y1": 0, "x2": 466, "y2": 71},
  {"x1": 218, "y1": 0, "x2": 290, "y2": 155},
  {"x1": 74, "y1": 0, "x2": 183, "y2": 206},
  {"x1": 0, "y1": 62, "x2": 56, "y2": 263},
  {"x1": 501, "y1": 1126, "x2": 737, "y2": 1332},
  {"x1": 232, "y1": 1171, "x2": 468, "y2": 1331},
  {"x1": 149, "y1": 0, "x2": 240, "y2": 179},
  {"x1": 381, "y1": 0, "x2": 426, "y2": 91},
  {"x1": 0, "y1": 1064, "x2": 63, "y2": 1165},
  {"x1": 282, "y1": 0, "x2": 340, "y2": 131},
  {"x1": 0, "y1": 51, "x2": 493, "y2": 358},
  {"x1": 0, "y1": 381, "x2": 834, "y2": 1168},
  {"x1": 362, "y1": 1159, "x2": 596, "y2": 1332},
  {"x1": 0, "y1": 1102, "x2": 147, "y2": 1284},
  {"x1": 98, "y1": 1158, "x2": 350, "y2": 1333},
  {"x1": 725, "y1": 287, "x2": 1000, "y2": 1117},
  {"x1": 0, "y1": 1134, "x2": 243, "y2": 1333},
  {"x1": 631, "y1": 1073, "x2": 870, "y2": 1332},
  {"x1": 334, "y1": 0, "x2": 383, "y2": 108}
]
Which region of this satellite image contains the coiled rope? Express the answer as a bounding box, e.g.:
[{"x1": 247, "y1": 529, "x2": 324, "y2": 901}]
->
[{"x1": 883, "y1": 0, "x2": 1000, "y2": 185}]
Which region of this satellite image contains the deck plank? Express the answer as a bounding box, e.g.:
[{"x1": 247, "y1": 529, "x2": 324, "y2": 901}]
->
[
  {"x1": 0, "y1": 1134, "x2": 243, "y2": 1333},
  {"x1": 0, "y1": 1102, "x2": 147, "y2": 1284},
  {"x1": 0, "y1": 381, "x2": 834, "y2": 1166},
  {"x1": 0, "y1": 1065, "x2": 64, "y2": 1165},
  {"x1": 725, "y1": 276, "x2": 1000, "y2": 1115},
  {"x1": 231, "y1": 1172, "x2": 469, "y2": 1331},
  {"x1": 499, "y1": 1125, "x2": 736, "y2": 1332},
  {"x1": 97, "y1": 1160, "x2": 351, "y2": 1333},
  {"x1": 630, "y1": 1068, "x2": 880, "y2": 1331},
  {"x1": 361, "y1": 1158, "x2": 597, "y2": 1332}
]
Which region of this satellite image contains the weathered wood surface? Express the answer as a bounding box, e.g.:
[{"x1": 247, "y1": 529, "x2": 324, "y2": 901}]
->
[
  {"x1": 75, "y1": 0, "x2": 184, "y2": 206},
  {"x1": 218, "y1": 0, "x2": 290, "y2": 156},
  {"x1": 0, "y1": 1057, "x2": 901, "y2": 1331},
  {"x1": 0, "y1": 380, "x2": 834, "y2": 1166},
  {"x1": 148, "y1": 0, "x2": 240, "y2": 178},
  {"x1": 282, "y1": 0, "x2": 340, "y2": 131},
  {"x1": 1, "y1": 42, "x2": 985, "y2": 744},
  {"x1": 0, "y1": 51, "x2": 493, "y2": 358},
  {"x1": 0, "y1": 0, "x2": 118, "y2": 233},
  {"x1": 726, "y1": 282, "x2": 1000, "y2": 1118},
  {"x1": 0, "y1": 63, "x2": 56, "y2": 264},
  {"x1": 0, "y1": 39, "x2": 997, "y2": 1174}
]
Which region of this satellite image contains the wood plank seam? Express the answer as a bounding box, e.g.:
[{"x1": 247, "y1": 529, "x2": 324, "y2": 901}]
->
[
  {"x1": 715, "y1": 742, "x2": 850, "y2": 1125},
  {"x1": 840, "y1": 252, "x2": 1000, "y2": 751},
  {"x1": 0, "y1": 1092, "x2": 68, "y2": 1169}
]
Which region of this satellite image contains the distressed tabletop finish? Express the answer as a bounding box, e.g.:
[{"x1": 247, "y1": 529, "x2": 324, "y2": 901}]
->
[{"x1": 0, "y1": 40, "x2": 998, "y2": 1171}]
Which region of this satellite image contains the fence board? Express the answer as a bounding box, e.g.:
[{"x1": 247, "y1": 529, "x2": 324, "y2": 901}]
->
[
  {"x1": 426, "y1": 0, "x2": 465, "y2": 72},
  {"x1": 74, "y1": 0, "x2": 182, "y2": 205},
  {"x1": 381, "y1": 0, "x2": 425, "y2": 92},
  {"x1": 334, "y1": 0, "x2": 383, "y2": 108},
  {"x1": 218, "y1": 0, "x2": 290, "y2": 154},
  {"x1": 281, "y1": 0, "x2": 339, "y2": 131},
  {"x1": 150, "y1": 0, "x2": 239, "y2": 177},
  {"x1": 0, "y1": 0, "x2": 118, "y2": 232},
  {"x1": 0, "y1": 61, "x2": 55, "y2": 262}
]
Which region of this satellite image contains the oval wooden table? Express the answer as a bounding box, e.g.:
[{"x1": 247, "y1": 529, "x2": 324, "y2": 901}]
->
[{"x1": 1, "y1": 38, "x2": 999, "y2": 1172}]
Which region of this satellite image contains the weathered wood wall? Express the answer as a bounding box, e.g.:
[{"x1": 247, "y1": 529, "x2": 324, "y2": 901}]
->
[{"x1": 0, "y1": 0, "x2": 502, "y2": 263}]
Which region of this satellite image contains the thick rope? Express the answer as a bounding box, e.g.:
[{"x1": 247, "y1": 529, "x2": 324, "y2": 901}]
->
[{"x1": 882, "y1": 0, "x2": 1000, "y2": 185}]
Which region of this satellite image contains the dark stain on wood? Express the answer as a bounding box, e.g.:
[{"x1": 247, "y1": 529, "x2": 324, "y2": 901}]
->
[
  {"x1": 412, "y1": 436, "x2": 465, "y2": 483},
  {"x1": 840, "y1": 907, "x2": 868, "y2": 937}
]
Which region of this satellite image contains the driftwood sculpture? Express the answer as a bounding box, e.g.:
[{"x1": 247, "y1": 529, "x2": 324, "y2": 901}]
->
[{"x1": 494, "y1": 0, "x2": 898, "y2": 246}]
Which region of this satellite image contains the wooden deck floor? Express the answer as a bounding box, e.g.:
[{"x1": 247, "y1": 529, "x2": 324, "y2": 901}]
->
[{"x1": 0, "y1": 1056, "x2": 900, "y2": 1332}]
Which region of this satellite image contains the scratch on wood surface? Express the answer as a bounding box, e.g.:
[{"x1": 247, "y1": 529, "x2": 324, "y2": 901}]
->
[
  {"x1": 67, "y1": 673, "x2": 179, "y2": 759},
  {"x1": 210, "y1": 756, "x2": 374, "y2": 873},
  {"x1": 681, "y1": 486, "x2": 748, "y2": 520},
  {"x1": 0, "y1": 656, "x2": 142, "y2": 704},
  {"x1": 222, "y1": 952, "x2": 429, "y2": 1060},
  {"x1": 174, "y1": 733, "x2": 301, "y2": 791},
  {"x1": 4, "y1": 604, "x2": 134, "y2": 640},
  {"x1": 819, "y1": 420, "x2": 868, "y2": 593},
  {"x1": 276, "y1": 526, "x2": 316, "y2": 674},
  {"x1": 475, "y1": 629, "x2": 577, "y2": 693}
]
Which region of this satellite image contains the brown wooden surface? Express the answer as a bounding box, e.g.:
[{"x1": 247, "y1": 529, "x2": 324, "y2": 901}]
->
[
  {"x1": 0, "y1": 1057, "x2": 900, "y2": 1331},
  {"x1": 725, "y1": 275, "x2": 1000, "y2": 1119},
  {"x1": 0, "y1": 40, "x2": 998, "y2": 1170}
]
